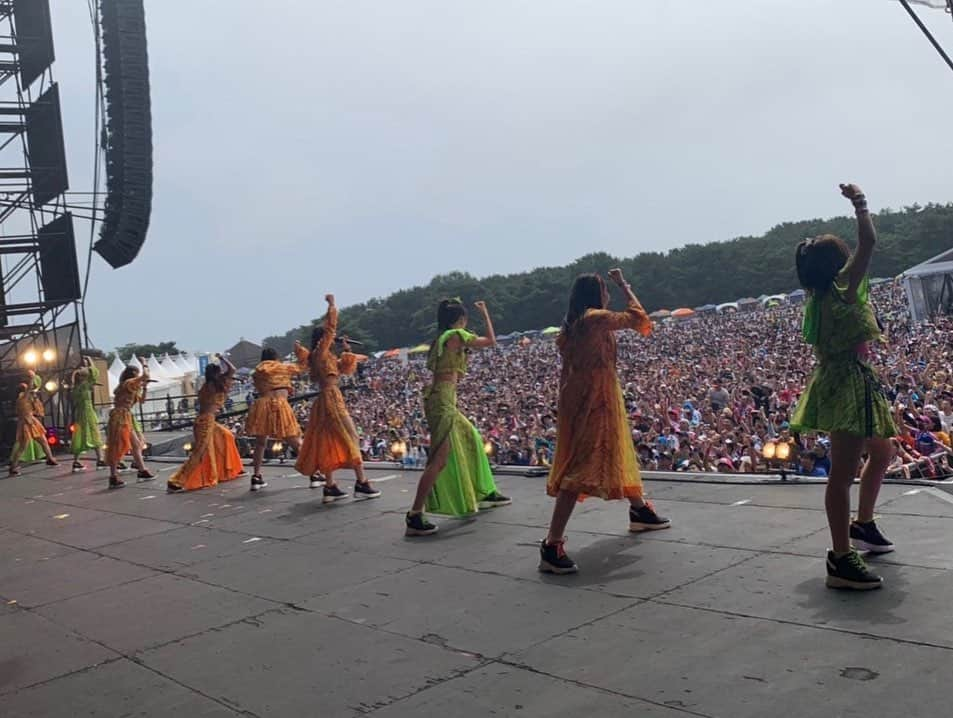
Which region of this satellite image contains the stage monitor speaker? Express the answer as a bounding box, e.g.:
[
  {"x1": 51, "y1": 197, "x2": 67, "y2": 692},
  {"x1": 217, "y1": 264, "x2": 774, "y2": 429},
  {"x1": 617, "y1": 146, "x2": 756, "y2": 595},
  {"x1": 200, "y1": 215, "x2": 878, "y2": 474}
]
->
[
  {"x1": 24, "y1": 83, "x2": 69, "y2": 208},
  {"x1": 38, "y1": 213, "x2": 81, "y2": 304},
  {"x1": 94, "y1": 0, "x2": 153, "y2": 270},
  {"x1": 13, "y1": 0, "x2": 55, "y2": 89}
]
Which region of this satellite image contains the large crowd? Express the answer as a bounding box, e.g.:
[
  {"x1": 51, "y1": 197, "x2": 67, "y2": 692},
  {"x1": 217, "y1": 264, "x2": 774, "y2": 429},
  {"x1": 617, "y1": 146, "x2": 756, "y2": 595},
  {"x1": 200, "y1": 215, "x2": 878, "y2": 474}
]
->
[{"x1": 223, "y1": 280, "x2": 952, "y2": 480}]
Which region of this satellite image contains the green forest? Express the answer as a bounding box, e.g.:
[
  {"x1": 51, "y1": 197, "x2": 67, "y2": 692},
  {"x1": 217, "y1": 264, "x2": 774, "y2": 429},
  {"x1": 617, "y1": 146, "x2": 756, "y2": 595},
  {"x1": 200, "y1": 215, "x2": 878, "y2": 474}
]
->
[{"x1": 263, "y1": 203, "x2": 953, "y2": 354}]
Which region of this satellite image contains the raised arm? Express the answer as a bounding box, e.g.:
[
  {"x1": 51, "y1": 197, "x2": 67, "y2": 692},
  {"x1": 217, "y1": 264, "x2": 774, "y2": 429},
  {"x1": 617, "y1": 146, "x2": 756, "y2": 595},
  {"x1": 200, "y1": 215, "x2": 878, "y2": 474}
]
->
[
  {"x1": 469, "y1": 301, "x2": 497, "y2": 350},
  {"x1": 587, "y1": 268, "x2": 652, "y2": 336},
  {"x1": 218, "y1": 353, "x2": 237, "y2": 379},
  {"x1": 320, "y1": 294, "x2": 338, "y2": 353},
  {"x1": 841, "y1": 183, "x2": 876, "y2": 301}
]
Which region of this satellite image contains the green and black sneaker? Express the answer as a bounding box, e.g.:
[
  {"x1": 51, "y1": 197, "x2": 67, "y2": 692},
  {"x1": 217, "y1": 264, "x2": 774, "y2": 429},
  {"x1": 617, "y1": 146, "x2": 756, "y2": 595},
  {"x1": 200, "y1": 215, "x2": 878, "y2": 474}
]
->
[{"x1": 826, "y1": 549, "x2": 883, "y2": 590}]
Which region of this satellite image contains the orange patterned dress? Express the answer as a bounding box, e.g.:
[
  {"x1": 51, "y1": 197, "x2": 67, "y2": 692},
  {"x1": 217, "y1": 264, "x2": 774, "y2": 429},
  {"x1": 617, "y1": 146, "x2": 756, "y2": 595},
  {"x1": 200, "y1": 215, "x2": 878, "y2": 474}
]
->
[
  {"x1": 295, "y1": 306, "x2": 362, "y2": 476},
  {"x1": 106, "y1": 375, "x2": 149, "y2": 465},
  {"x1": 169, "y1": 381, "x2": 244, "y2": 491},
  {"x1": 547, "y1": 299, "x2": 652, "y2": 501},
  {"x1": 245, "y1": 357, "x2": 306, "y2": 438},
  {"x1": 14, "y1": 389, "x2": 45, "y2": 449}
]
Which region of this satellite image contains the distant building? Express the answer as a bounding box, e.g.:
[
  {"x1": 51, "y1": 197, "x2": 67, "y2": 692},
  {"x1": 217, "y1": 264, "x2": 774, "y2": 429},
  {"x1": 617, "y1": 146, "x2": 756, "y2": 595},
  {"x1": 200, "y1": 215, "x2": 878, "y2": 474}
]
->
[{"x1": 226, "y1": 338, "x2": 263, "y2": 369}]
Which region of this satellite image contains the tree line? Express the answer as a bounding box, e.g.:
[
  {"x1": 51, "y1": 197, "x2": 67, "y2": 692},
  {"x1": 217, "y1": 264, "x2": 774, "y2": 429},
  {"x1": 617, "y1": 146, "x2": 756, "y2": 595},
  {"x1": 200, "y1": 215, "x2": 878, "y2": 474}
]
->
[{"x1": 258, "y1": 203, "x2": 952, "y2": 354}]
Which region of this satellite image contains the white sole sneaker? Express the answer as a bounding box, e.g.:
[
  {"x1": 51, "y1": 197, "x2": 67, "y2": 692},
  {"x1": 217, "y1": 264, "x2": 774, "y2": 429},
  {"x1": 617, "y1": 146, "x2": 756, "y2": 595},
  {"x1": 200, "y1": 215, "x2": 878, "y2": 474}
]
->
[{"x1": 851, "y1": 539, "x2": 895, "y2": 554}]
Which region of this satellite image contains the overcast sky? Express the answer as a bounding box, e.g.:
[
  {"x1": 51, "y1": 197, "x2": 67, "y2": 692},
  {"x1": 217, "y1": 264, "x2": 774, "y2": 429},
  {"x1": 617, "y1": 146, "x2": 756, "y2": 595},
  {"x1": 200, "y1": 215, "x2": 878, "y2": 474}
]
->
[{"x1": 49, "y1": 0, "x2": 953, "y2": 353}]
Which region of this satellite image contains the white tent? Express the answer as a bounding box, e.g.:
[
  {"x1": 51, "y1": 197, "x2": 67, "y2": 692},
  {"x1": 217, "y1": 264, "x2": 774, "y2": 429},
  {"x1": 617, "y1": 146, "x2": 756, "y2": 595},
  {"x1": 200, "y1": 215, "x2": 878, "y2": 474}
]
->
[
  {"x1": 127, "y1": 354, "x2": 143, "y2": 373},
  {"x1": 160, "y1": 354, "x2": 182, "y2": 378},
  {"x1": 146, "y1": 354, "x2": 166, "y2": 379},
  {"x1": 109, "y1": 355, "x2": 125, "y2": 377},
  {"x1": 177, "y1": 352, "x2": 198, "y2": 374}
]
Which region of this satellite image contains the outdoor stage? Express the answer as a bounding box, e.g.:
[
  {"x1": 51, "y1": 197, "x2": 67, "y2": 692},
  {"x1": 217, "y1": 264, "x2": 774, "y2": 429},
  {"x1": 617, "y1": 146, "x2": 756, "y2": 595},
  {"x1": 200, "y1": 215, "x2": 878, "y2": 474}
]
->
[{"x1": 1, "y1": 463, "x2": 951, "y2": 717}]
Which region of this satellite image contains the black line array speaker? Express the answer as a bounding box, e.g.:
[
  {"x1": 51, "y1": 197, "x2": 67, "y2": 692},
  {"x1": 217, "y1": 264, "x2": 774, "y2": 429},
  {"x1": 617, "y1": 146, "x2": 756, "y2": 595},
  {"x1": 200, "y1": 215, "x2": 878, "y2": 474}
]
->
[
  {"x1": 38, "y1": 213, "x2": 81, "y2": 304},
  {"x1": 24, "y1": 83, "x2": 69, "y2": 208},
  {"x1": 93, "y1": 0, "x2": 153, "y2": 269},
  {"x1": 12, "y1": 0, "x2": 55, "y2": 89}
]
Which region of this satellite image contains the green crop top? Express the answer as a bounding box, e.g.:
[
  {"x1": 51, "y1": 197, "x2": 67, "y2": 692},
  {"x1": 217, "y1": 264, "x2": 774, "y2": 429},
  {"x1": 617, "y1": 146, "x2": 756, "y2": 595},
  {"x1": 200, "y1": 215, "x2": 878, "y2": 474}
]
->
[
  {"x1": 802, "y1": 273, "x2": 881, "y2": 358},
  {"x1": 426, "y1": 329, "x2": 476, "y2": 375}
]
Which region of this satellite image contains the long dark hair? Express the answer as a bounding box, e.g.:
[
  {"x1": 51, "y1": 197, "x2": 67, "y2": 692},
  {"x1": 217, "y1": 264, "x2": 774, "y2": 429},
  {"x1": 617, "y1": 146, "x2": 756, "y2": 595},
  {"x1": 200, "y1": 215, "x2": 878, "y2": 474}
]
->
[
  {"x1": 310, "y1": 326, "x2": 325, "y2": 352},
  {"x1": 260, "y1": 347, "x2": 278, "y2": 362},
  {"x1": 428, "y1": 299, "x2": 468, "y2": 364},
  {"x1": 795, "y1": 235, "x2": 849, "y2": 294},
  {"x1": 119, "y1": 366, "x2": 140, "y2": 383},
  {"x1": 562, "y1": 274, "x2": 606, "y2": 334},
  {"x1": 437, "y1": 298, "x2": 467, "y2": 333},
  {"x1": 205, "y1": 363, "x2": 225, "y2": 391}
]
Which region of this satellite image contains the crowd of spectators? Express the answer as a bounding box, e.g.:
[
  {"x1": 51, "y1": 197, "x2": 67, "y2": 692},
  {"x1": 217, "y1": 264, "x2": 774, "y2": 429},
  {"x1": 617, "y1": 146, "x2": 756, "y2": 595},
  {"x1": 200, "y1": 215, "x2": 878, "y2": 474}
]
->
[{"x1": 223, "y1": 280, "x2": 953, "y2": 479}]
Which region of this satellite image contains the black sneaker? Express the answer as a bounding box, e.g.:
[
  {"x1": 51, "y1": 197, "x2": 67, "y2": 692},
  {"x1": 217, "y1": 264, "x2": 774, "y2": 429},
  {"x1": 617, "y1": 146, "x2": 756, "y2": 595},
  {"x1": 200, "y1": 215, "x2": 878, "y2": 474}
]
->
[
  {"x1": 354, "y1": 481, "x2": 382, "y2": 499},
  {"x1": 116, "y1": 461, "x2": 128, "y2": 471},
  {"x1": 309, "y1": 474, "x2": 325, "y2": 489},
  {"x1": 166, "y1": 482, "x2": 184, "y2": 494},
  {"x1": 96, "y1": 460, "x2": 108, "y2": 470},
  {"x1": 405, "y1": 512, "x2": 438, "y2": 536},
  {"x1": 137, "y1": 469, "x2": 155, "y2": 482},
  {"x1": 250, "y1": 475, "x2": 267, "y2": 492},
  {"x1": 850, "y1": 520, "x2": 895, "y2": 554},
  {"x1": 478, "y1": 491, "x2": 512, "y2": 509},
  {"x1": 72, "y1": 461, "x2": 85, "y2": 473},
  {"x1": 826, "y1": 549, "x2": 883, "y2": 590},
  {"x1": 108, "y1": 477, "x2": 126, "y2": 490},
  {"x1": 538, "y1": 539, "x2": 578, "y2": 575},
  {"x1": 629, "y1": 501, "x2": 672, "y2": 532},
  {"x1": 323, "y1": 484, "x2": 349, "y2": 504}
]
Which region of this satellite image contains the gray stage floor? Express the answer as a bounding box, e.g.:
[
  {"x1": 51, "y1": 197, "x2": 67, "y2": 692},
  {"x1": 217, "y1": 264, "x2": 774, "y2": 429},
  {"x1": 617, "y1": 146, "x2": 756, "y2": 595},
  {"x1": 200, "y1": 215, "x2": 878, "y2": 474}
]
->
[{"x1": 1, "y1": 461, "x2": 951, "y2": 717}]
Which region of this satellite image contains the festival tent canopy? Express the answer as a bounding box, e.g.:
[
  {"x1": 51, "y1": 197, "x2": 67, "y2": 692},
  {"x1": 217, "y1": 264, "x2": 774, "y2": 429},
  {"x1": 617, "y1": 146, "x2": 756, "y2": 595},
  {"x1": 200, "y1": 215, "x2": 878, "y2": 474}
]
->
[
  {"x1": 383, "y1": 349, "x2": 401, "y2": 358},
  {"x1": 408, "y1": 344, "x2": 430, "y2": 354},
  {"x1": 695, "y1": 304, "x2": 717, "y2": 313},
  {"x1": 497, "y1": 332, "x2": 520, "y2": 343},
  {"x1": 109, "y1": 355, "x2": 125, "y2": 377},
  {"x1": 146, "y1": 355, "x2": 167, "y2": 379},
  {"x1": 541, "y1": 326, "x2": 561, "y2": 335},
  {"x1": 648, "y1": 309, "x2": 671, "y2": 319},
  {"x1": 671, "y1": 308, "x2": 695, "y2": 319},
  {"x1": 716, "y1": 302, "x2": 739, "y2": 313},
  {"x1": 160, "y1": 354, "x2": 181, "y2": 378}
]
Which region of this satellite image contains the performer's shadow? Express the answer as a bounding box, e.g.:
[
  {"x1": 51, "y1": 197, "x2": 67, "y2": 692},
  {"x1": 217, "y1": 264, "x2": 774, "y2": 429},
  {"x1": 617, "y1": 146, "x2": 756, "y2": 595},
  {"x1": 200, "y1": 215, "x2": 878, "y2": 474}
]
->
[{"x1": 538, "y1": 535, "x2": 646, "y2": 588}]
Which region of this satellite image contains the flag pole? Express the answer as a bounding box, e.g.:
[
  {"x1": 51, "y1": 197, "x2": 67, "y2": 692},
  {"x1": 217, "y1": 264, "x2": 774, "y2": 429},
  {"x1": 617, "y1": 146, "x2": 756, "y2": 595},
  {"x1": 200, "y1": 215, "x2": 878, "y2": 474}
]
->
[{"x1": 898, "y1": 0, "x2": 953, "y2": 72}]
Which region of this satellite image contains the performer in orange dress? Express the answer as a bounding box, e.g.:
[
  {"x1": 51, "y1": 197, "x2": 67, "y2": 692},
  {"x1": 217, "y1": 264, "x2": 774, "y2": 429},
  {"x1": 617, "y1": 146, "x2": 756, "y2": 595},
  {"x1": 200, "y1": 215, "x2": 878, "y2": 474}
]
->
[
  {"x1": 105, "y1": 366, "x2": 155, "y2": 489},
  {"x1": 8, "y1": 382, "x2": 57, "y2": 476},
  {"x1": 167, "y1": 354, "x2": 245, "y2": 493},
  {"x1": 539, "y1": 269, "x2": 671, "y2": 575},
  {"x1": 245, "y1": 345, "x2": 307, "y2": 491},
  {"x1": 295, "y1": 294, "x2": 380, "y2": 502}
]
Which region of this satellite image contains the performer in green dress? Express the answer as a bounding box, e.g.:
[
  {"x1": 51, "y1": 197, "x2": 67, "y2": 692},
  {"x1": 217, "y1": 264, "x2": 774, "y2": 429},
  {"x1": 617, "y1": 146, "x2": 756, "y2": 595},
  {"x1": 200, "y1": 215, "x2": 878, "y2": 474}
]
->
[
  {"x1": 405, "y1": 299, "x2": 510, "y2": 536},
  {"x1": 70, "y1": 357, "x2": 105, "y2": 472},
  {"x1": 791, "y1": 183, "x2": 897, "y2": 591}
]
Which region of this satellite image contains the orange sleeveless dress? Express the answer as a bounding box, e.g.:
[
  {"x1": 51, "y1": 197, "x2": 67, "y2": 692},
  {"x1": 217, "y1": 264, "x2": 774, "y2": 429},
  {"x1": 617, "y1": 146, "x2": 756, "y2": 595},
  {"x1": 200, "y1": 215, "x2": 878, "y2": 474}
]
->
[
  {"x1": 169, "y1": 381, "x2": 244, "y2": 491},
  {"x1": 295, "y1": 306, "x2": 362, "y2": 476}
]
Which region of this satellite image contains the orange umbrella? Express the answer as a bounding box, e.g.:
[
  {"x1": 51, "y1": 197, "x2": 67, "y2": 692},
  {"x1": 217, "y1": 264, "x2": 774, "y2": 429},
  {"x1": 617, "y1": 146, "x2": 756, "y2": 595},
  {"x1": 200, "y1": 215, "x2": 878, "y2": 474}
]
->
[{"x1": 672, "y1": 308, "x2": 695, "y2": 318}]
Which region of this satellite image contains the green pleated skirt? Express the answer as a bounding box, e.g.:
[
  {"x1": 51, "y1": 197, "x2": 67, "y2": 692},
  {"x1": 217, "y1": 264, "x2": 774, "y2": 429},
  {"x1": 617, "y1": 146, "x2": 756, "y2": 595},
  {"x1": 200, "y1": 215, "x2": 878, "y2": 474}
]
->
[
  {"x1": 424, "y1": 382, "x2": 499, "y2": 516},
  {"x1": 791, "y1": 358, "x2": 897, "y2": 439}
]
